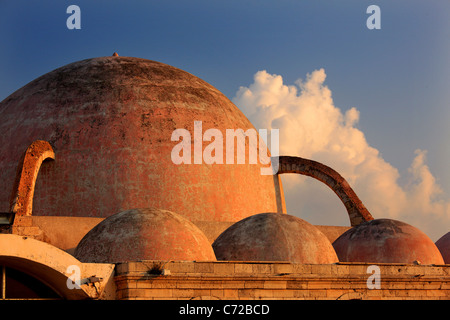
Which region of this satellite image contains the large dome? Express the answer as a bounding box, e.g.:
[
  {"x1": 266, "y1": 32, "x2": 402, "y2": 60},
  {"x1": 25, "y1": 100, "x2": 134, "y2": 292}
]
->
[
  {"x1": 333, "y1": 219, "x2": 444, "y2": 264},
  {"x1": 212, "y1": 212, "x2": 339, "y2": 263},
  {"x1": 74, "y1": 208, "x2": 216, "y2": 263},
  {"x1": 0, "y1": 56, "x2": 284, "y2": 222}
]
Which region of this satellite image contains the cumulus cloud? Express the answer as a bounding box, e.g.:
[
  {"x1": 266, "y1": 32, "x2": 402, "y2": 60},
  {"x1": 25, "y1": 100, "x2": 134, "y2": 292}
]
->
[{"x1": 233, "y1": 69, "x2": 450, "y2": 241}]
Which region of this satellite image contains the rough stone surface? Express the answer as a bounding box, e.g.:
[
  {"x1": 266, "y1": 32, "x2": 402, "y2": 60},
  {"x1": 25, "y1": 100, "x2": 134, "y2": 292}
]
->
[
  {"x1": 74, "y1": 208, "x2": 217, "y2": 263},
  {"x1": 436, "y1": 232, "x2": 450, "y2": 264},
  {"x1": 333, "y1": 219, "x2": 444, "y2": 264},
  {"x1": 212, "y1": 212, "x2": 339, "y2": 264},
  {"x1": 0, "y1": 56, "x2": 285, "y2": 222}
]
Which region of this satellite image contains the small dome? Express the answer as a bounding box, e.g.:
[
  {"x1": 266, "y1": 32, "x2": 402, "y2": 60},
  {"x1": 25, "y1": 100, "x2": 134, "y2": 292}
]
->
[
  {"x1": 436, "y1": 232, "x2": 450, "y2": 264},
  {"x1": 74, "y1": 208, "x2": 216, "y2": 263},
  {"x1": 212, "y1": 213, "x2": 339, "y2": 263},
  {"x1": 333, "y1": 219, "x2": 444, "y2": 264}
]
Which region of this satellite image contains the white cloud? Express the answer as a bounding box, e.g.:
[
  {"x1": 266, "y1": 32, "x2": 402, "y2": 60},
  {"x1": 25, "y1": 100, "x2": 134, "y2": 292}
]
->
[{"x1": 233, "y1": 69, "x2": 450, "y2": 241}]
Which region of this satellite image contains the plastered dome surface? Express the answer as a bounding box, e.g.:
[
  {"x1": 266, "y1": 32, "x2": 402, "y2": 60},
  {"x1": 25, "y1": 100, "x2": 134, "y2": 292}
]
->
[
  {"x1": 333, "y1": 219, "x2": 444, "y2": 264},
  {"x1": 212, "y1": 212, "x2": 339, "y2": 263},
  {"x1": 436, "y1": 232, "x2": 450, "y2": 264},
  {"x1": 74, "y1": 208, "x2": 216, "y2": 263},
  {"x1": 0, "y1": 56, "x2": 284, "y2": 222}
]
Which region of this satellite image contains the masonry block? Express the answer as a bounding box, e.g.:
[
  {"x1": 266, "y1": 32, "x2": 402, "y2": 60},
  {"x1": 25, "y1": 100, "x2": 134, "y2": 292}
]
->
[
  {"x1": 214, "y1": 262, "x2": 235, "y2": 275},
  {"x1": 264, "y1": 280, "x2": 287, "y2": 290},
  {"x1": 235, "y1": 263, "x2": 253, "y2": 274}
]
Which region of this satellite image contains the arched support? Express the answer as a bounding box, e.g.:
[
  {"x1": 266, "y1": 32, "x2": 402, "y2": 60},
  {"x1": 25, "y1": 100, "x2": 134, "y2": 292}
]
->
[
  {"x1": 9, "y1": 140, "x2": 55, "y2": 216},
  {"x1": 277, "y1": 156, "x2": 374, "y2": 226},
  {"x1": 0, "y1": 234, "x2": 115, "y2": 299}
]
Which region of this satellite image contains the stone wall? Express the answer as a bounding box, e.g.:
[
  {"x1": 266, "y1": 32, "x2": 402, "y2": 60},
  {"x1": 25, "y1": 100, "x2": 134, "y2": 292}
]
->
[{"x1": 114, "y1": 260, "x2": 450, "y2": 300}]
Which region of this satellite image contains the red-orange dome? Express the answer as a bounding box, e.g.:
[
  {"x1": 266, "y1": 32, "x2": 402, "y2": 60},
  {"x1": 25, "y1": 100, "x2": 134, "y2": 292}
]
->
[
  {"x1": 0, "y1": 56, "x2": 284, "y2": 222},
  {"x1": 436, "y1": 232, "x2": 450, "y2": 264},
  {"x1": 74, "y1": 208, "x2": 216, "y2": 263},
  {"x1": 333, "y1": 219, "x2": 444, "y2": 264},
  {"x1": 212, "y1": 213, "x2": 339, "y2": 263}
]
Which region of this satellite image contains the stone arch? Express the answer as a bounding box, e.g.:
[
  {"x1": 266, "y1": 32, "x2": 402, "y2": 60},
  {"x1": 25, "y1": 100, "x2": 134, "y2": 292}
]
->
[
  {"x1": 277, "y1": 156, "x2": 373, "y2": 226},
  {"x1": 0, "y1": 234, "x2": 111, "y2": 299},
  {"x1": 9, "y1": 140, "x2": 55, "y2": 216}
]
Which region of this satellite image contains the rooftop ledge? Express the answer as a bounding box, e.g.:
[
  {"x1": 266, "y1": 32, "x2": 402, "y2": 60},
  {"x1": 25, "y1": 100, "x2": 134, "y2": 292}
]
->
[{"x1": 115, "y1": 260, "x2": 450, "y2": 278}]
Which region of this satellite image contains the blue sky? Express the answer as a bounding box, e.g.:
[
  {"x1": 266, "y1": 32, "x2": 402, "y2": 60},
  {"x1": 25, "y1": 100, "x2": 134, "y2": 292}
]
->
[{"x1": 1, "y1": 1, "x2": 449, "y2": 236}]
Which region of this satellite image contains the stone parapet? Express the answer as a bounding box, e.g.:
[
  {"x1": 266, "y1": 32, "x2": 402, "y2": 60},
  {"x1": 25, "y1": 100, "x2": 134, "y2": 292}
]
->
[{"x1": 114, "y1": 261, "x2": 450, "y2": 300}]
